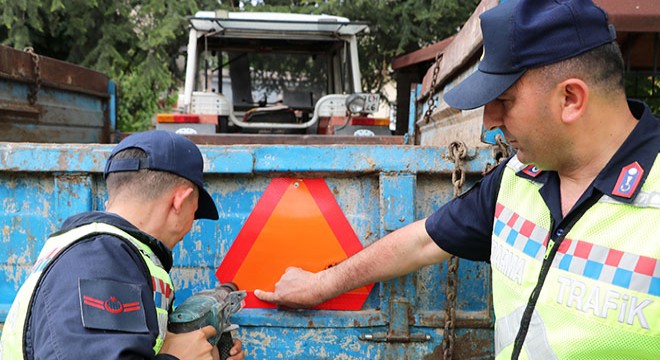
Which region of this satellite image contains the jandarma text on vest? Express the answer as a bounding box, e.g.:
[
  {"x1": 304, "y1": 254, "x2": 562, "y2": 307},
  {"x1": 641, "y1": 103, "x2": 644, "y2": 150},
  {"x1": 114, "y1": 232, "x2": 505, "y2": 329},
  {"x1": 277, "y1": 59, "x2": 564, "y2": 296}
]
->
[{"x1": 491, "y1": 241, "x2": 526, "y2": 285}]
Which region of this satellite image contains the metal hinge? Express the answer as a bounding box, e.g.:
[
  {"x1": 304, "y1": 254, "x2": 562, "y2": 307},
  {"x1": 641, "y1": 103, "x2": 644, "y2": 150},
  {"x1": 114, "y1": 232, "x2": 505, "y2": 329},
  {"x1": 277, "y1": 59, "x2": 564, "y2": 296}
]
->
[{"x1": 359, "y1": 299, "x2": 431, "y2": 343}]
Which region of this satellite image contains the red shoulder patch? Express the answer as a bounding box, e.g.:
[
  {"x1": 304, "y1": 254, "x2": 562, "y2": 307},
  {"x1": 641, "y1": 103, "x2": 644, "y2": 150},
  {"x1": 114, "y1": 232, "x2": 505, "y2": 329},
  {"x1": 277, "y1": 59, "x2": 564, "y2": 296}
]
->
[
  {"x1": 612, "y1": 162, "x2": 644, "y2": 198},
  {"x1": 521, "y1": 164, "x2": 542, "y2": 177}
]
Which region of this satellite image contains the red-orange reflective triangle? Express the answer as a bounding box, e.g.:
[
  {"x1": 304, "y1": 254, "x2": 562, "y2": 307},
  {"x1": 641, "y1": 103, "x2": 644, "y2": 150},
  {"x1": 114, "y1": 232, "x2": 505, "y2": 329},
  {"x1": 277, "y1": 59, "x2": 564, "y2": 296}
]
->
[{"x1": 216, "y1": 178, "x2": 373, "y2": 310}]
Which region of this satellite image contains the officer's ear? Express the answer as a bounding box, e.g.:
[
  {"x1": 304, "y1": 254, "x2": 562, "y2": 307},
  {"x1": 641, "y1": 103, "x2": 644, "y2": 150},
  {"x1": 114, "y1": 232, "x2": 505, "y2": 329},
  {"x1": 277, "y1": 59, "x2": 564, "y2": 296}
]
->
[
  {"x1": 171, "y1": 185, "x2": 195, "y2": 215},
  {"x1": 559, "y1": 78, "x2": 588, "y2": 125}
]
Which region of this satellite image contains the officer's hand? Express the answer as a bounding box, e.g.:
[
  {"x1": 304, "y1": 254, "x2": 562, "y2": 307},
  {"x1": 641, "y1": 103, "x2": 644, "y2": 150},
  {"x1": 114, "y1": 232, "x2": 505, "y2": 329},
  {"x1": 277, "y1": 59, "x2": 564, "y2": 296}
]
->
[
  {"x1": 226, "y1": 339, "x2": 245, "y2": 360},
  {"x1": 161, "y1": 325, "x2": 217, "y2": 360},
  {"x1": 254, "y1": 266, "x2": 325, "y2": 308}
]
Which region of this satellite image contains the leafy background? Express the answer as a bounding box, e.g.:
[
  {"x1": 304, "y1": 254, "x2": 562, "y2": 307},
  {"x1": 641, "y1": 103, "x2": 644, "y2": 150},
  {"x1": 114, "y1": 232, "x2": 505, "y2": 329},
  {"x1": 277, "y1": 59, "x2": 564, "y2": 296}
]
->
[{"x1": 0, "y1": 0, "x2": 479, "y2": 131}]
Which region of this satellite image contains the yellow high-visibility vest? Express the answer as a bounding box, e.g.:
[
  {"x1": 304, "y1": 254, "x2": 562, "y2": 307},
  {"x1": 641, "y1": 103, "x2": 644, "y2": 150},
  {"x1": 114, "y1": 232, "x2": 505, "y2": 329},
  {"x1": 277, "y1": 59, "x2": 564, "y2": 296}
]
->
[
  {"x1": 491, "y1": 155, "x2": 660, "y2": 359},
  {"x1": 1, "y1": 222, "x2": 174, "y2": 358}
]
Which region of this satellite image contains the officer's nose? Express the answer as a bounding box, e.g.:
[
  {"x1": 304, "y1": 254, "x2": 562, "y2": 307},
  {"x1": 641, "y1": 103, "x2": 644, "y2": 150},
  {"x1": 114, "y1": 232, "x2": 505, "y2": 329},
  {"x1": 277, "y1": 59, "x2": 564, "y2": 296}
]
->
[{"x1": 483, "y1": 100, "x2": 504, "y2": 131}]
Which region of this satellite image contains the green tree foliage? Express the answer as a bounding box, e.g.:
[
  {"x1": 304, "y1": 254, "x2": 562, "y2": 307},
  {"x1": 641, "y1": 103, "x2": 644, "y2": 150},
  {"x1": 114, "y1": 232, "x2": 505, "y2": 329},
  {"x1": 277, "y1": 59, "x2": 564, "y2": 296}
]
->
[
  {"x1": 0, "y1": 0, "x2": 479, "y2": 131},
  {"x1": 0, "y1": 0, "x2": 216, "y2": 131},
  {"x1": 625, "y1": 76, "x2": 660, "y2": 116},
  {"x1": 230, "y1": 0, "x2": 480, "y2": 93}
]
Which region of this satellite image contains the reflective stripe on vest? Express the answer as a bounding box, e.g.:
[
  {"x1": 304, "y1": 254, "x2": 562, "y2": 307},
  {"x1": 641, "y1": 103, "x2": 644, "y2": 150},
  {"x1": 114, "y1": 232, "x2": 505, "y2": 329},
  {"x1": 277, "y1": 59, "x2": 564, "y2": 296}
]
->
[
  {"x1": 494, "y1": 306, "x2": 557, "y2": 360},
  {"x1": 491, "y1": 155, "x2": 660, "y2": 359},
  {"x1": 0, "y1": 222, "x2": 174, "y2": 358}
]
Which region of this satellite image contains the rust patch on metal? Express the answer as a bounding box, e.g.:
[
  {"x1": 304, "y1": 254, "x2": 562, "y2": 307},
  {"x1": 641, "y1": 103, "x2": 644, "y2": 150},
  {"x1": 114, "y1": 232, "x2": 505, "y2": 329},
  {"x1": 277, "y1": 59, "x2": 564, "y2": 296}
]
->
[
  {"x1": 0, "y1": 45, "x2": 109, "y2": 96},
  {"x1": 360, "y1": 154, "x2": 377, "y2": 170},
  {"x1": 426, "y1": 329, "x2": 493, "y2": 359}
]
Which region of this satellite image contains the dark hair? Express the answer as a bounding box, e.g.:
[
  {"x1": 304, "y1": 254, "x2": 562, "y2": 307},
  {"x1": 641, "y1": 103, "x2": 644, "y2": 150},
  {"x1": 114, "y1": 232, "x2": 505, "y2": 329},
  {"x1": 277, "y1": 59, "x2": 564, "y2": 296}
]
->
[
  {"x1": 106, "y1": 148, "x2": 193, "y2": 201},
  {"x1": 535, "y1": 41, "x2": 625, "y2": 95}
]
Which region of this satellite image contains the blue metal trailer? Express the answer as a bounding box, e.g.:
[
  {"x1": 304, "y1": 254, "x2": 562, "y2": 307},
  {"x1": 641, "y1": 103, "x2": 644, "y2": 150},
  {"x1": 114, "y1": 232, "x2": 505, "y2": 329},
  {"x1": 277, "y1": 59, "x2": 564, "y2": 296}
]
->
[
  {"x1": 0, "y1": 27, "x2": 499, "y2": 358},
  {"x1": 0, "y1": 140, "x2": 496, "y2": 358}
]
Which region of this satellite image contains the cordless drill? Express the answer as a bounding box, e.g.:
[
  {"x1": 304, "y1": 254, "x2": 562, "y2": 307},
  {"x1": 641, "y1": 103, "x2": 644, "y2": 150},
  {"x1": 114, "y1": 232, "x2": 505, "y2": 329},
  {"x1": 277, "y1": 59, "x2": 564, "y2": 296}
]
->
[{"x1": 168, "y1": 282, "x2": 246, "y2": 359}]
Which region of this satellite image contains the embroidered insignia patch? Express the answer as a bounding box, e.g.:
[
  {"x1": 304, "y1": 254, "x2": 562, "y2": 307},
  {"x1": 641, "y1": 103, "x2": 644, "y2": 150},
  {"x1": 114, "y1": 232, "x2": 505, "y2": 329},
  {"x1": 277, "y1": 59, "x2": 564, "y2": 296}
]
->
[
  {"x1": 522, "y1": 164, "x2": 542, "y2": 177},
  {"x1": 612, "y1": 161, "x2": 644, "y2": 198},
  {"x1": 79, "y1": 278, "x2": 148, "y2": 333}
]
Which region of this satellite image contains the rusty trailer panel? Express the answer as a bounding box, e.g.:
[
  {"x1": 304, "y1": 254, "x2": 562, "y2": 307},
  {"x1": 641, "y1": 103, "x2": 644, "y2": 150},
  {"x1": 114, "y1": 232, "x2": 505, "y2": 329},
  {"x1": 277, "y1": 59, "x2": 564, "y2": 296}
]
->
[
  {"x1": 0, "y1": 142, "x2": 495, "y2": 358},
  {"x1": 0, "y1": 45, "x2": 115, "y2": 143}
]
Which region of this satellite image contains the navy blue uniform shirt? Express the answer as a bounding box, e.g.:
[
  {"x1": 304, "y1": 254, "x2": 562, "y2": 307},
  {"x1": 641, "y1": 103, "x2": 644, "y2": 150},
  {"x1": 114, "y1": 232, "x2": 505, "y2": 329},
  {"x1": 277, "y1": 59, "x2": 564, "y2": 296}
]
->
[
  {"x1": 426, "y1": 100, "x2": 660, "y2": 261},
  {"x1": 25, "y1": 211, "x2": 178, "y2": 360}
]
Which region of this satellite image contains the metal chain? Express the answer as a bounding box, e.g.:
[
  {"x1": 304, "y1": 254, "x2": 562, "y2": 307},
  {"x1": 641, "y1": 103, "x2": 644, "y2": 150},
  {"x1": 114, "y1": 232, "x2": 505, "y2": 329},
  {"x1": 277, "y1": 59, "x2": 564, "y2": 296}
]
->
[
  {"x1": 443, "y1": 141, "x2": 467, "y2": 360},
  {"x1": 482, "y1": 134, "x2": 511, "y2": 175},
  {"x1": 24, "y1": 47, "x2": 42, "y2": 105},
  {"x1": 450, "y1": 141, "x2": 467, "y2": 196},
  {"x1": 422, "y1": 52, "x2": 442, "y2": 124}
]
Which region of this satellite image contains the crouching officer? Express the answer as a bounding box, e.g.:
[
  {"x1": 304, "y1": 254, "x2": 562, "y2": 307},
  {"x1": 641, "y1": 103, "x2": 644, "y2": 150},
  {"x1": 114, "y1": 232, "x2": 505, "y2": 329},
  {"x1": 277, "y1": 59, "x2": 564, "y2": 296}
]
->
[{"x1": 1, "y1": 130, "x2": 244, "y2": 360}]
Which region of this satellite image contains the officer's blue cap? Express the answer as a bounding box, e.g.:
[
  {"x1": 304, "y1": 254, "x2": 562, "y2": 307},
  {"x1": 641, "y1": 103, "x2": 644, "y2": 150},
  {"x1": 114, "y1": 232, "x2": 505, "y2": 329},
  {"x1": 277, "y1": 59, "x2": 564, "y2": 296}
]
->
[
  {"x1": 104, "y1": 130, "x2": 219, "y2": 220},
  {"x1": 444, "y1": 0, "x2": 616, "y2": 110}
]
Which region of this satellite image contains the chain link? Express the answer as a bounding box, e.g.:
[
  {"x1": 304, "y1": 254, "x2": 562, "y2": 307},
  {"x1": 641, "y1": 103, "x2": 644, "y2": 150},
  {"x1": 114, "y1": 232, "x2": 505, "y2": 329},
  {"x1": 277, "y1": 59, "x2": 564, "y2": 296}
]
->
[
  {"x1": 483, "y1": 134, "x2": 511, "y2": 175},
  {"x1": 443, "y1": 256, "x2": 459, "y2": 359},
  {"x1": 24, "y1": 47, "x2": 42, "y2": 105},
  {"x1": 442, "y1": 141, "x2": 467, "y2": 360},
  {"x1": 495, "y1": 134, "x2": 509, "y2": 157},
  {"x1": 422, "y1": 52, "x2": 442, "y2": 124},
  {"x1": 450, "y1": 142, "x2": 467, "y2": 196}
]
